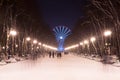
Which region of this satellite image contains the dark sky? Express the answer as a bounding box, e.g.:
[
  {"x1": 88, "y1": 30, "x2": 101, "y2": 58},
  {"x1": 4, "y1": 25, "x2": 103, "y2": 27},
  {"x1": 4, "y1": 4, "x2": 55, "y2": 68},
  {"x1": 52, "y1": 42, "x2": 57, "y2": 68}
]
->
[{"x1": 37, "y1": 0, "x2": 86, "y2": 29}]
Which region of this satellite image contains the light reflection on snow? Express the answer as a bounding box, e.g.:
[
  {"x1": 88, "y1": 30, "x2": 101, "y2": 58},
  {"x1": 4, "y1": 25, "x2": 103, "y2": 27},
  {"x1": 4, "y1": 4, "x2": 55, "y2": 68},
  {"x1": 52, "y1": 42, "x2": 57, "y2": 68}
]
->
[{"x1": 0, "y1": 54, "x2": 120, "y2": 80}]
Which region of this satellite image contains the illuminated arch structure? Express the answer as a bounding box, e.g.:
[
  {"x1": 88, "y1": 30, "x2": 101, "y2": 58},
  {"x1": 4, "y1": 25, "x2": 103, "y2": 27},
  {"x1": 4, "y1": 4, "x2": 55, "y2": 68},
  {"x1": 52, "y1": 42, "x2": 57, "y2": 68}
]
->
[{"x1": 53, "y1": 26, "x2": 71, "y2": 51}]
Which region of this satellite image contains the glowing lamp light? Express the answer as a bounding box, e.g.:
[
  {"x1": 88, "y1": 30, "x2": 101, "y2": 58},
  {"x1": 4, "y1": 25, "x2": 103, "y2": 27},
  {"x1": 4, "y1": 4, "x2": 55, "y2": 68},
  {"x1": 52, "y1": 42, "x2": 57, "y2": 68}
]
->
[
  {"x1": 65, "y1": 44, "x2": 79, "y2": 50},
  {"x1": 84, "y1": 40, "x2": 89, "y2": 44},
  {"x1": 33, "y1": 40, "x2": 37, "y2": 44},
  {"x1": 105, "y1": 43, "x2": 108, "y2": 46},
  {"x1": 60, "y1": 36, "x2": 63, "y2": 39},
  {"x1": 2, "y1": 46, "x2": 5, "y2": 49},
  {"x1": 104, "y1": 30, "x2": 112, "y2": 37},
  {"x1": 10, "y1": 30, "x2": 17, "y2": 36},
  {"x1": 16, "y1": 44, "x2": 18, "y2": 48},
  {"x1": 90, "y1": 37, "x2": 96, "y2": 42},
  {"x1": 80, "y1": 42, "x2": 83, "y2": 46},
  {"x1": 42, "y1": 44, "x2": 57, "y2": 51},
  {"x1": 37, "y1": 47, "x2": 39, "y2": 49},
  {"x1": 42, "y1": 44, "x2": 45, "y2": 47},
  {"x1": 38, "y1": 42, "x2": 42, "y2": 45},
  {"x1": 26, "y1": 37, "x2": 31, "y2": 41}
]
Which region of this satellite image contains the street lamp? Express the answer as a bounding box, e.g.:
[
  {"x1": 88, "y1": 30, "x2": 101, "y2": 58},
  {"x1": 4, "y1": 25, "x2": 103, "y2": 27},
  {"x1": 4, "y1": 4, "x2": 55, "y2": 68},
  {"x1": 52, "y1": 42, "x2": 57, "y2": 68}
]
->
[
  {"x1": 33, "y1": 40, "x2": 37, "y2": 44},
  {"x1": 84, "y1": 40, "x2": 89, "y2": 44},
  {"x1": 90, "y1": 37, "x2": 96, "y2": 42},
  {"x1": 10, "y1": 30, "x2": 17, "y2": 56},
  {"x1": 26, "y1": 37, "x2": 31, "y2": 41},
  {"x1": 90, "y1": 37, "x2": 97, "y2": 54},
  {"x1": 2, "y1": 46, "x2": 5, "y2": 49},
  {"x1": 26, "y1": 37, "x2": 31, "y2": 55},
  {"x1": 37, "y1": 46, "x2": 39, "y2": 49},
  {"x1": 16, "y1": 44, "x2": 18, "y2": 48},
  {"x1": 38, "y1": 42, "x2": 42, "y2": 45},
  {"x1": 80, "y1": 42, "x2": 84, "y2": 46},
  {"x1": 10, "y1": 30, "x2": 17, "y2": 36},
  {"x1": 79, "y1": 42, "x2": 84, "y2": 54},
  {"x1": 104, "y1": 30, "x2": 112, "y2": 55},
  {"x1": 84, "y1": 40, "x2": 89, "y2": 55},
  {"x1": 104, "y1": 30, "x2": 112, "y2": 37},
  {"x1": 33, "y1": 40, "x2": 37, "y2": 53}
]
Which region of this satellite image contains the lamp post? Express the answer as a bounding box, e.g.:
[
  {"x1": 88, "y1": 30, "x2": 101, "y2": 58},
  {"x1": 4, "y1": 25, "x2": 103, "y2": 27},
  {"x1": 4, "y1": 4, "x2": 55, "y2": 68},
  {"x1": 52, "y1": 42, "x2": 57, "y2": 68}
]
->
[
  {"x1": 79, "y1": 42, "x2": 84, "y2": 54},
  {"x1": 33, "y1": 40, "x2": 37, "y2": 53},
  {"x1": 104, "y1": 30, "x2": 112, "y2": 55},
  {"x1": 38, "y1": 42, "x2": 42, "y2": 50},
  {"x1": 10, "y1": 30, "x2": 17, "y2": 56},
  {"x1": 84, "y1": 40, "x2": 89, "y2": 55},
  {"x1": 26, "y1": 37, "x2": 31, "y2": 55},
  {"x1": 90, "y1": 37, "x2": 97, "y2": 55}
]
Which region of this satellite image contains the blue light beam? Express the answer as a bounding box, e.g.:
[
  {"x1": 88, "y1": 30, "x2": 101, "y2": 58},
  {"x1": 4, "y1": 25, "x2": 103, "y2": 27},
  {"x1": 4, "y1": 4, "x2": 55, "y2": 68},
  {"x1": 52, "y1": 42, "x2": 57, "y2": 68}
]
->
[{"x1": 53, "y1": 26, "x2": 71, "y2": 51}]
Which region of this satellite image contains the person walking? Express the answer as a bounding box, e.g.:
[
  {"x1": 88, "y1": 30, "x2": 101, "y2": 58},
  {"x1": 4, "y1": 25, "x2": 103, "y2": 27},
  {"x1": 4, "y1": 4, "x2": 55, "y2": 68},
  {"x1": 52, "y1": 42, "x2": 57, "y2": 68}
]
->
[
  {"x1": 49, "y1": 51, "x2": 51, "y2": 58},
  {"x1": 52, "y1": 51, "x2": 54, "y2": 58}
]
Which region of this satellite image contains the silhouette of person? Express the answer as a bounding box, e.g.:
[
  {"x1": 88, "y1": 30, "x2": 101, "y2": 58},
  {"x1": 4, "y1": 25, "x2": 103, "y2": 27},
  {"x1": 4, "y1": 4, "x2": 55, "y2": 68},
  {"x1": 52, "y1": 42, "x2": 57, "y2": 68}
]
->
[{"x1": 49, "y1": 51, "x2": 51, "y2": 58}]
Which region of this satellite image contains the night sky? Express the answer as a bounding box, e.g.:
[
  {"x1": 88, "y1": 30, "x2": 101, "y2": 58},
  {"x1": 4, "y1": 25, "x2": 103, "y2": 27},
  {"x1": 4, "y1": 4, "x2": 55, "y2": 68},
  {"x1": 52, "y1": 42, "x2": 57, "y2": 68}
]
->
[
  {"x1": 3, "y1": 0, "x2": 88, "y2": 46},
  {"x1": 37, "y1": 0, "x2": 86, "y2": 29}
]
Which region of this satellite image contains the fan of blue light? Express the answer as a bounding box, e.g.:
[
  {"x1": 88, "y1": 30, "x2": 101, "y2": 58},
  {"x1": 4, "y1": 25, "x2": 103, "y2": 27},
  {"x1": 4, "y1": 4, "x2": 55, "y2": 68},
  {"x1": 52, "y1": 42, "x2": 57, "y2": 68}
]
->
[{"x1": 53, "y1": 26, "x2": 71, "y2": 51}]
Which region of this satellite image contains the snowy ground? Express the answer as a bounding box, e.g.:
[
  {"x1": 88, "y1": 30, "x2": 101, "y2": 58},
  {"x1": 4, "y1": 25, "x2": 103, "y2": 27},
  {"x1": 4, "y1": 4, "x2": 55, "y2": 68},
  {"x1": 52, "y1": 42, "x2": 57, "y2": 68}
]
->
[{"x1": 0, "y1": 54, "x2": 120, "y2": 80}]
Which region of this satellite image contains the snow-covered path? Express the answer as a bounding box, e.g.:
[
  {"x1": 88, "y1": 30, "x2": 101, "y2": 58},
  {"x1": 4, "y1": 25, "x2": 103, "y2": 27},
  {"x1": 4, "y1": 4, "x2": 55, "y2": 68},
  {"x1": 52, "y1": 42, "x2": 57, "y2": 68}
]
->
[{"x1": 0, "y1": 54, "x2": 120, "y2": 80}]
